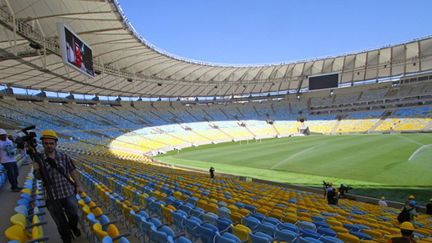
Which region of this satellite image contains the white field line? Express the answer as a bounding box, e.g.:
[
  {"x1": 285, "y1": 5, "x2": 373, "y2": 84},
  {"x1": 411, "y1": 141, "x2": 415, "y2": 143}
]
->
[
  {"x1": 408, "y1": 144, "x2": 432, "y2": 161},
  {"x1": 396, "y1": 135, "x2": 424, "y2": 146},
  {"x1": 270, "y1": 145, "x2": 319, "y2": 169}
]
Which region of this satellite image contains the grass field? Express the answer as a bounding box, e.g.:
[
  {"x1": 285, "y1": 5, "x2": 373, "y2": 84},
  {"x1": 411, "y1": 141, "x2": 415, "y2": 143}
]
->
[{"x1": 156, "y1": 133, "x2": 432, "y2": 203}]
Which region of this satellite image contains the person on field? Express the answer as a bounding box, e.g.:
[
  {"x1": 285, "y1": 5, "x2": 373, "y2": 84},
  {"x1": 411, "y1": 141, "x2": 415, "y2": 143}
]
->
[
  {"x1": 379, "y1": 196, "x2": 388, "y2": 207},
  {"x1": 209, "y1": 166, "x2": 215, "y2": 179},
  {"x1": 426, "y1": 198, "x2": 432, "y2": 215},
  {"x1": 0, "y1": 129, "x2": 21, "y2": 192},
  {"x1": 33, "y1": 130, "x2": 84, "y2": 243},
  {"x1": 388, "y1": 222, "x2": 416, "y2": 243}
]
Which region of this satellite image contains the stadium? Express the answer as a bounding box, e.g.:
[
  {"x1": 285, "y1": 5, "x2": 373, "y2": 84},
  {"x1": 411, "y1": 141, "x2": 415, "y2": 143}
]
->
[{"x1": 0, "y1": 0, "x2": 431, "y2": 242}]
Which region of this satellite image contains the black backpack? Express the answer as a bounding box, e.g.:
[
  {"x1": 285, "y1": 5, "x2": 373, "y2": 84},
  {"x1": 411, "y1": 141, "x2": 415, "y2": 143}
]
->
[{"x1": 397, "y1": 207, "x2": 412, "y2": 223}]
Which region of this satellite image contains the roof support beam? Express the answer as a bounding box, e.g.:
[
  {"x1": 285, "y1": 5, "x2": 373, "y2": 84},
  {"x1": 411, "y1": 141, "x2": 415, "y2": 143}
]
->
[{"x1": 22, "y1": 11, "x2": 114, "y2": 22}]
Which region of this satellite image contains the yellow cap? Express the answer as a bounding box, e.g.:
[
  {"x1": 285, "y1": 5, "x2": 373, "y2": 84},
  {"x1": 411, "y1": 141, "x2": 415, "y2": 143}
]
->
[
  {"x1": 40, "y1": 130, "x2": 58, "y2": 141},
  {"x1": 408, "y1": 195, "x2": 415, "y2": 200},
  {"x1": 381, "y1": 196, "x2": 385, "y2": 200},
  {"x1": 400, "y1": 222, "x2": 415, "y2": 231}
]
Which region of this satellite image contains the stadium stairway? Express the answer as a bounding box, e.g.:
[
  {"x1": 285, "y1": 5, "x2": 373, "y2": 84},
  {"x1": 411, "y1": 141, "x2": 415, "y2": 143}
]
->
[
  {"x1": 368, "y1": 111, "x2": 393, "y2": 133},
  {"x1": 423, "y1": 120, "x2": 432, "y2": 131},
  {"x1": 330, "y1": 119, "x2": 341, "y2": 135}
]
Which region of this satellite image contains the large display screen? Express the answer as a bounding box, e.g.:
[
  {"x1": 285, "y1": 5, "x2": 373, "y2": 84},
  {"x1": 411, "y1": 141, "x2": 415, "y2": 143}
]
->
[
  {"x1": 309, "y1": 73, "x2": 339, "y2": 90},
  {"x1": 58, "y1": 23, "x2": 94, "y2": 78}
]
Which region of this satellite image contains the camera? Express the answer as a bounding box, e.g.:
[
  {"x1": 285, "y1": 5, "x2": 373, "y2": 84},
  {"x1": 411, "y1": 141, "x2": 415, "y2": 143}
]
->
[
  {"x1": 323, "y1": 180, "x2": 331, "y2": 188},
  {"x1": 14, "y1": 125, "x2": 37, "y2": 147}
]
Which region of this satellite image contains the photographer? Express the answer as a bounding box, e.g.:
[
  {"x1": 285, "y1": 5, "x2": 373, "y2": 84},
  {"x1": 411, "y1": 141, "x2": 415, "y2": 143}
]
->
[
  {"x1": 34, "y1": 130, "x2": 84, "y2": 243},
  {"x1": 0, "y1": 128, "x2": 21, "y2": 192}
]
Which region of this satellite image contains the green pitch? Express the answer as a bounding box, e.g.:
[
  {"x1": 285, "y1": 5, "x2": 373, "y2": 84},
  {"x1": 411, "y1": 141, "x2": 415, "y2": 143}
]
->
[{"x1": 156, "y1": 133, "x2": 432, "y2": 203}]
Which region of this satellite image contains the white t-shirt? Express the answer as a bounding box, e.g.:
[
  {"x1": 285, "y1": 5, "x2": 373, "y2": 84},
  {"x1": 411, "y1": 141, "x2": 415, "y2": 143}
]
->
[
  {"x1": 0, "y1": 139, "x2": 16, "y2": 163},
  {"x1": 378, "y1": 200, "x2": 388, "y2": 207}
]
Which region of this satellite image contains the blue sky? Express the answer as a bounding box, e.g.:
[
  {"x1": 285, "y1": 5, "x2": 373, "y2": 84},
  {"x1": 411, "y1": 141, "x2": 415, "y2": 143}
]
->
[{"x1": 119, "y1": 1, "x2": 431, "y2": 65}]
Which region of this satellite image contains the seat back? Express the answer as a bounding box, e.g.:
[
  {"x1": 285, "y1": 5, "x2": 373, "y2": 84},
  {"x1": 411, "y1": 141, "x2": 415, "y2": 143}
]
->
[
  {"x1": 5, "y1": 225, "x2": 27, "y2": 243},
  {"x1": 231, "y1": 224, "x2": 252, "y2": 242},
  {"x1": 249, "y1": 232, "x2": 273, "y2": 243},
  {"x1": 275, "y1": 228, "x2": 297, "y2": 242}
]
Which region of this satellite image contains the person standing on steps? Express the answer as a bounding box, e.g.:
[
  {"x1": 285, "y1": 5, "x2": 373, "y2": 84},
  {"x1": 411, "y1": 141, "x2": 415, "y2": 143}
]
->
[
  {"x1": 33, "y1": 130, "x2": 84, "y2": 243},
  {"x1": 0, "y1": 128, "x2": 22, "y2": 192}
]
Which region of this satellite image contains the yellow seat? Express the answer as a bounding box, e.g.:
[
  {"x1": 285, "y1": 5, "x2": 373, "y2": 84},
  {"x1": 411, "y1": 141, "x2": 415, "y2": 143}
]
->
[
  {"x1": 232, "y1": 224, "x2": 252, "y2": 242},
  {"x1": 93, "y1": 223, "x2": 109, "y2": 241},
  {"x1": 332, "y1": 226, "x2": 349, "y2": 234},
  {"x1": 363, "y1": 229, "x2": 383, "y2": 239},
  {"x1": 5, "y1": 225, "x2": 27, "y2": 243},
  {"x1": 231, "y1": 212, "x2": 244, "y2": 225},
  {"x1": 338, "y1": 233, "x2": 360, "y2": 243},
  {"x1": 107, "y1": 224, "x2": 122, "y2": 239},
  {"x1": 327, "y1": 219, "x2": 343, "y2": 227},
  {"x1": 161, "y1": 205, "x2": 174, "y2": 224},
  {"x1": 10, "y1": 214, "x2": 27, "y2": 228}
]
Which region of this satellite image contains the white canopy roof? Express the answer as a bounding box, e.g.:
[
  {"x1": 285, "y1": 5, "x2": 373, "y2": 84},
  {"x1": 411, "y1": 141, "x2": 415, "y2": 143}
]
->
[{"x1": 0, "y1": 0, "x2": 431, "y2": 97}]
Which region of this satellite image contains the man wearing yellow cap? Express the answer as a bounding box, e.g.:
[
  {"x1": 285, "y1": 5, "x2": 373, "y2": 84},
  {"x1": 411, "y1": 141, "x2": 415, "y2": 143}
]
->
[
  {"x1": 389, "y1": 222, "x2": 416, "y2": 242},
  {"x1": 34, "y1": 130, "x2": 83, "y2": 243}
]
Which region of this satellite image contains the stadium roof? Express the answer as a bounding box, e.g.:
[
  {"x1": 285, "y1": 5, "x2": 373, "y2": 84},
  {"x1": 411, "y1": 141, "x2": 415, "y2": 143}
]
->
[{"x1": 0, "y1": 0, "x2": 431, "y2": 97}]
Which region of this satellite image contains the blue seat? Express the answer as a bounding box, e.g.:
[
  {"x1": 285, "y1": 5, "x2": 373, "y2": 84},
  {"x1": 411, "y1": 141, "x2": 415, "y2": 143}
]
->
[
  {"x1": 101, "y1": 236, "x2": 130, "y2": 243},
  {"x1": 172, "y1": 210, "x2": 187, "y2": 232},
  {"x1": 278, "y1": 222, "x2": 298, "y2": 233},
  {"x1": 317, "y1": 227, "x2": 336, "y2": 237},
  {"x1": 217, "y1": 207, "x2": 231, "y2": 219},
  {"x1": 149, "y1": 227, "x2": 174, "y2": 243},
  {"x1": 190, "y1": 207, "x2": 205, "y2": 218},
  {"x1": 201, "y1": 212, "x2": 218, "y2": 226},
  {"x1": 350, "y1": 230, "x2": 372, "y2": 240},
  {"x1": 184, "y1": 216, "x2": 202, "y2": 241},
  {"x1": 243, "y1": 204, "x2": 256, "y2": 213},
  {"x1": 251, "y1": 212, "x2": 265, "y2": 221},
  {"x1": 175, "y1": 236, "x2": 192, "y2": 243},
  {"x1": 297, "y1": 221, "x2": 317, "y2": 232},
  {"x1": 299, "y1": 228, "x2": 321, "y2": 239},
  {"x1": 320, "y1": 236, "x2": 344, "y2": 243},
  {"x1": 243, "y1": 216, "x2": 261, "y2": 231},
  {"x1": 313, "y1": 221, "x2": 328, "y2": 228},
  {"x1": 299, "y1": 236, "x2": 323, "y2": 243},
  {"x1": 216, "y1": 217, "x2": 233, "y2": 232},
  {"x1": 257, "y1": 222, "x2": 277, "y2": 237},
  {"x1": 198, "y1": 223, "x2": 219, "y2": 243},
  {"x1": 263, "y1": 217, "x2": 281, "y2": 226},
  {"x1": 274, "y1": 228, "x2": 297, "y2": 242},
  {"x1": 215, "y1": 232, "x2": 241, "y2": 243},
  {"x1": 311, "y1": 215, "x2": 326, "y2": 222},
  {"x1": 249, "y1": 232, "x2": 273, "y2": 243}
]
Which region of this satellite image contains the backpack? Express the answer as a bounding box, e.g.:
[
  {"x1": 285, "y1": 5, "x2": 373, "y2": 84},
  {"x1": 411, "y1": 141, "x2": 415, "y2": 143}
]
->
[{"x1": 397, "y1": 207, "x2": 411, "y2": 223}]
